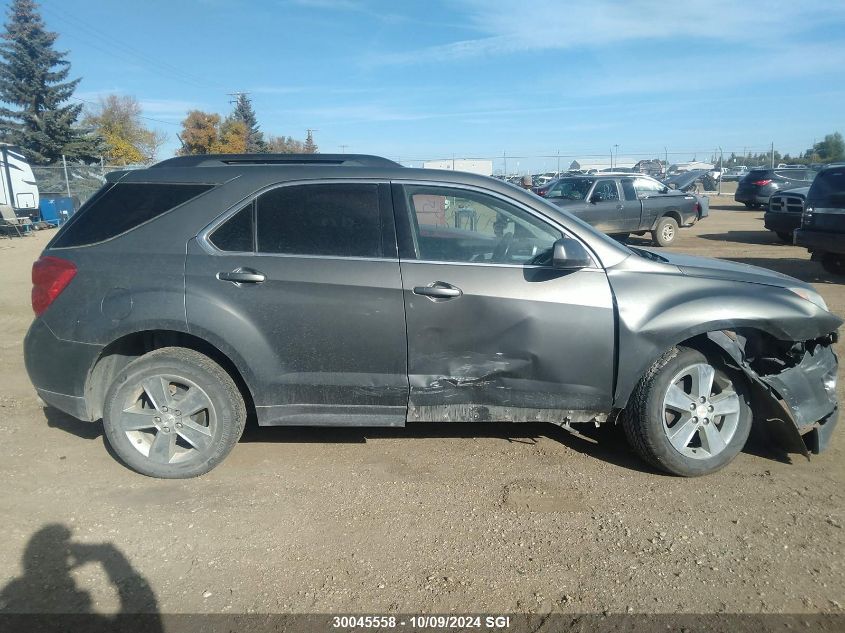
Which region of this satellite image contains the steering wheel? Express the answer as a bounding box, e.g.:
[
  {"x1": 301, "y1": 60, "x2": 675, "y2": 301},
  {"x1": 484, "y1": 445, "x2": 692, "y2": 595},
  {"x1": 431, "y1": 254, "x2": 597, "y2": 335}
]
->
[{"x1": 492, "y1": 232, "x2": 514, "y2": 263}]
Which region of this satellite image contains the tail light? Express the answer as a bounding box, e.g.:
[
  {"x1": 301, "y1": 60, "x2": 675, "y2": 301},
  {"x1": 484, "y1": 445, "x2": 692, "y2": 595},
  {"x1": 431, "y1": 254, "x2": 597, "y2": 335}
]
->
[
  {"x1": 32, "y1": 256, "x2": 77, "y2": 316},
  {"x1": 752, "y1": 179, "x2": 772, "y2": 186}
]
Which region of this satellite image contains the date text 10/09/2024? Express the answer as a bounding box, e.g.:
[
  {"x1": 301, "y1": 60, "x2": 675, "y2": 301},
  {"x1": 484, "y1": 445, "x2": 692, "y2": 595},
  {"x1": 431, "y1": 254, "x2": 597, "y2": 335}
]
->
[{"x1": 332, "y1": 616, "x2": 512, "y2": 629}]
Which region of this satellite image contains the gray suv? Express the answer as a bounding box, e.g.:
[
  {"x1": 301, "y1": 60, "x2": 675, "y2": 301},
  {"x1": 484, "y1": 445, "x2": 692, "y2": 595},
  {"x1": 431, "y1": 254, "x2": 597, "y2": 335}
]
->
[{"x1": 24, "y1": 154, "x2": 840, "y2": 478}]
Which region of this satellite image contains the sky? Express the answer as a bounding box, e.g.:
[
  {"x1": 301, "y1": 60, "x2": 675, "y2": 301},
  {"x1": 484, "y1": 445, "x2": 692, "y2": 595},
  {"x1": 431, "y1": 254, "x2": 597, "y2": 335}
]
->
[{"x1": 7, "y1": 0, "x2": 845, "y2": 171}]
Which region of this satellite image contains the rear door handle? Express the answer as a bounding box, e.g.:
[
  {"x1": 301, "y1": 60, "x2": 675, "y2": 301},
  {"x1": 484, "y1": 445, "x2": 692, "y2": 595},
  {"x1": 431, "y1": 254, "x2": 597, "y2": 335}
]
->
[
  {"x1": 413, "y1": 282, "x2": 462, "y2": 301},
  {"x1": 217, "y1": 268, "x2": 266, "y2": 284}
]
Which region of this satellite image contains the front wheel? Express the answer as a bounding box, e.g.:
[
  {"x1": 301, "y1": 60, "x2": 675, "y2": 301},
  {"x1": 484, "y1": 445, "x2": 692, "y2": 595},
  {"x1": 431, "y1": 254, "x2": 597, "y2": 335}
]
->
[
  {"x1": 776, "y1": 231, "x2": 793, "y2": 243},
  {"x1": 103, "y1": 347, "x2": 246, "y2": 478},
  {"x1": 651, "y1": 216, "x2": 679, "y2": 246},
  {"x1": 623, "y1": 347, "x2": 752, "y2": 477},
  {"x1": 822, "y1": 252, "x2": 845, "y2": 276}
]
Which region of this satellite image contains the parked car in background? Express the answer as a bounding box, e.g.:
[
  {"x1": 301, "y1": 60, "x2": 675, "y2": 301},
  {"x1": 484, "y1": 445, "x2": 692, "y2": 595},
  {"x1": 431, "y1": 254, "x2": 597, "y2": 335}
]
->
[
  {"x1": 795, "y1": 165, "x2": 845, "y2": 275},
  {"x1": 541, "y1": 174, "x2": 705, "y2": 245},
  {"x1": 722, "y1": 166, "x2": 749, "y2": 182},
  {"x1": 23, "y1": 153, "x2": 840, "y2": 479},
  {"x1": 764, "y1": 187, "x2": 808, "y2": 243},
  {"x1": 663, "y1": 169, "x2": 718, "y2": 193},
  {"x1": 735, "y1": 167, "x2": 816, "y2": 209}
]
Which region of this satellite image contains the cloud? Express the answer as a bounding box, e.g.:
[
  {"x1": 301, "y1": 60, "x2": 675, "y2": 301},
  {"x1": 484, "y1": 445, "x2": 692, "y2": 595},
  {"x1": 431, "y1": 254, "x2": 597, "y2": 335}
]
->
[{"x1": 373, "y1": 0, "x2": 845, "y2": 65}]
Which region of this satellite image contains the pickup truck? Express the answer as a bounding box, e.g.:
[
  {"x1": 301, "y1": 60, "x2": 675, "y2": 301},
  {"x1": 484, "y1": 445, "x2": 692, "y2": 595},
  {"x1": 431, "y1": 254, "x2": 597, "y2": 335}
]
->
[{"x1": 538, "y1": 174, "x2": 706, "y2": 246}]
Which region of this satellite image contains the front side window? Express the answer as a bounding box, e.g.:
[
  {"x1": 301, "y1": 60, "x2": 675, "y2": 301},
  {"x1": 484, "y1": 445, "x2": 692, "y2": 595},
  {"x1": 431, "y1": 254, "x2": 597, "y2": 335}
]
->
[
  {"x1": 403, "y1": 185, "x2": 561, "y2": 265},
  {"x1": 256, "y1": 183, "x2": 382, "y2": 257},
  {"x1": 545, "y1": 178, "x2": 593, "y2": 201}
]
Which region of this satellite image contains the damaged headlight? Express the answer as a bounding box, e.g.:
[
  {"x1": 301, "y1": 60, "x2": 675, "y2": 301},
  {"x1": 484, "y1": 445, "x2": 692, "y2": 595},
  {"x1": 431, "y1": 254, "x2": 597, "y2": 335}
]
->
[{"x1": 789, "y1": 287, "x2": 829, "y2": 311}]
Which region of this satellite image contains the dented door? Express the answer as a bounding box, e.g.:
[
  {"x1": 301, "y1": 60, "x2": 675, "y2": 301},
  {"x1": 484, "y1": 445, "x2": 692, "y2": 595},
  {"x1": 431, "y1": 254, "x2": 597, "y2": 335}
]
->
[{"x1": 394, "y1": 183, "x2": 616, "y2": 423}]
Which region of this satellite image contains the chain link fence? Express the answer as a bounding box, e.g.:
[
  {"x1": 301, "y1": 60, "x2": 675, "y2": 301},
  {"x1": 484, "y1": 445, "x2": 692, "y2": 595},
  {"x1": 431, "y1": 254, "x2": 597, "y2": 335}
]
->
[{"x1": 31, "y1": 162, "x2": 149, "y2": 209}]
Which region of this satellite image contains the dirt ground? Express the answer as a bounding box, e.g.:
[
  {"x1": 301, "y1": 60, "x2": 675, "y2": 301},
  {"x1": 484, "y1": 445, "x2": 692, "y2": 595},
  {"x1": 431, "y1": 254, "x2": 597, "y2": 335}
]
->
[{"x1": 0, "y1": 198, "x2": 843, "y2": 617}]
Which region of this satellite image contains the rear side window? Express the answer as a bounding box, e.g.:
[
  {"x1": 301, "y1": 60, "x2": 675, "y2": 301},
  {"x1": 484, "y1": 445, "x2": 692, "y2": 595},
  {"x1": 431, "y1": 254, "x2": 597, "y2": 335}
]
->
[
  {"x1": 209, "y1": 203, "x2": 254, "y2": 252},
  {"x1": 53, "y1": 183, "x2": 213, "y2": 247},
  {"x1": 256, "y1": 184, "x2": 382, "y2": 257},
  {"x1": 809, "y1": 169, "x2": 845, "y2": 207}
]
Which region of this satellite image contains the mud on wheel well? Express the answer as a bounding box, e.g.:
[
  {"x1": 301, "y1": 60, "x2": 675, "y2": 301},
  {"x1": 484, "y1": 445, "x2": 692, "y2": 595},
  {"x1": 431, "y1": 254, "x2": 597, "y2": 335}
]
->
[{"x1": 84, "y1": 331, "x2": 256, "y2": 423}]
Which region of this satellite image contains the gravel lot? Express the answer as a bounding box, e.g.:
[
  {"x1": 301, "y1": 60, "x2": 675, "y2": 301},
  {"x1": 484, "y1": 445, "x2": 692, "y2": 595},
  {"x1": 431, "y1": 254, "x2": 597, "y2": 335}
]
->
[{"x1": 0, "y1": 198, "x2": 843, "y2": 618}]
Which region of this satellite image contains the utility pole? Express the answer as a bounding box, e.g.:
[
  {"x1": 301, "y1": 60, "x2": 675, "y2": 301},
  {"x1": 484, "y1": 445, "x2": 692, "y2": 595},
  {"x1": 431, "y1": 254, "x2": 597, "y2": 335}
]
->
[
  {"x1": 227, "y1": 91, "x2": 248, "y2": 105},
  {"x1": 503, "y1": 150, "x2": 507, "y2": 177},
  {"x1": 718, "y1": 146, "x2": 723, "y2": 195},
  {"x1": 771, "y1": 141, "x2": 775, "y2": 168},
  {"x1": 339, "y1": 145, "x2": 349, "y2": 153},
  {"x1": 614, "y1": 144, "x2": 619, "y2": 170},
  {"x1": 556, "y1": 149, "x2": 560, "y2": 175}
]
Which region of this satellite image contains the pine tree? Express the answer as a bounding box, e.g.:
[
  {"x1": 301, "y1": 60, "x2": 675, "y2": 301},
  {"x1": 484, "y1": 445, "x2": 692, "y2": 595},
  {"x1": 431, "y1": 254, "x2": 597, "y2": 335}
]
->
[
  {"x1": 304, "y1": 129, "x2": 318, "y2": 154},
  {"x1": 0, "y1": 0, "x2": 101, "y2": 163},
  {"x1": 229, "y1": 92, "x2": 266, "y2": 153}
]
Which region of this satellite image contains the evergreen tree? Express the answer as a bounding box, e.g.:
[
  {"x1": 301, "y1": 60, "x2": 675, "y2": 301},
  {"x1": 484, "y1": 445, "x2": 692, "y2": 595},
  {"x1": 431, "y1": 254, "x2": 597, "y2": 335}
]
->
[
  {"x1": 0, "y1": 0, "x2": 101, "y2": 163},
  {"x1": 304, "y1": 128, "x2": 318, "y2": 154},
  {"x1": 230, "y1": 92, "x2": 266, "y2": 153}
]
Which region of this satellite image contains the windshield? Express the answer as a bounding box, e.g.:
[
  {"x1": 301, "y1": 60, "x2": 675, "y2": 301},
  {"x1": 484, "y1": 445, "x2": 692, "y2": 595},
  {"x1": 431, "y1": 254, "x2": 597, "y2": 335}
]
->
[{"x1": 545, "y1": 178, "x2": 594, "y2": 200}]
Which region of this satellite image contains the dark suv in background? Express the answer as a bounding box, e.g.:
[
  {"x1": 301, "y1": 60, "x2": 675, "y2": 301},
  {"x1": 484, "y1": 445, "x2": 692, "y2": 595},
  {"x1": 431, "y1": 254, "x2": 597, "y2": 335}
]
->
[
  {"x1": 735, "y1": 167, "x2": 816, "y2": 209},
  {"x1": 24, "y1": 154, "x2": 840, "y2": 479},
  {"x1": 795, "y1": 165, "x2": 845, "y2": 274}
]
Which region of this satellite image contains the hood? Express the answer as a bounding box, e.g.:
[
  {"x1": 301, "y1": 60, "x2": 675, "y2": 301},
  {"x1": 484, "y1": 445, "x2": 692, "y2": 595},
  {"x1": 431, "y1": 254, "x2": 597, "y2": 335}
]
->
[
  {"x1": 773, "y1": 186, "x2": 810, "y2": 198},
  {"x1": 656, "y1": 251, "x2": 818, "y2": 291},
  {"x1": 657, "y1": 251, "x2": 800, "y2": 286}
]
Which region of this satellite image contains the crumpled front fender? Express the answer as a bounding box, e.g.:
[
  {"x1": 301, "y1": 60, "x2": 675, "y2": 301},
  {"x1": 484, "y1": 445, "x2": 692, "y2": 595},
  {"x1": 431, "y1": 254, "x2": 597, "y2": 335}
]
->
[{"x1": 706, "y1": 330, "x2": 839, "y2": 456}]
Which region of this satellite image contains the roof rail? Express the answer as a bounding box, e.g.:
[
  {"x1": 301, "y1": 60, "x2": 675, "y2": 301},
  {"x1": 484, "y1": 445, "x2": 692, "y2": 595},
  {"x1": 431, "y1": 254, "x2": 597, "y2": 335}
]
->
[{"x1": 151, "y1": 154, "x2": 401, "y2": 169}]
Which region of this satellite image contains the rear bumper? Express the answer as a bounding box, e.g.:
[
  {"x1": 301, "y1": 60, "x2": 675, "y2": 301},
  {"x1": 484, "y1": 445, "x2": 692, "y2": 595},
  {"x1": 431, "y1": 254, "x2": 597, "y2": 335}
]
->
[
  {"x1": 794, "y1": 229, "x2": 845, "y2": 254},
  {"x1": 764, "y1": 212, "x2": 801, "y2": 234},
  {"x1": 24, "y1": 318, "x2": 102, "y2": 421}
]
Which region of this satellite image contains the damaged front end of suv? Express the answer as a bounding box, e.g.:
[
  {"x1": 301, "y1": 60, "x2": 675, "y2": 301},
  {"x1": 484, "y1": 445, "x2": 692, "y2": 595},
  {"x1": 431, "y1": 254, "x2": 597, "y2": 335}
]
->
[{"x1": 706, "y1": 329, "x2": 838, "y2": 456}]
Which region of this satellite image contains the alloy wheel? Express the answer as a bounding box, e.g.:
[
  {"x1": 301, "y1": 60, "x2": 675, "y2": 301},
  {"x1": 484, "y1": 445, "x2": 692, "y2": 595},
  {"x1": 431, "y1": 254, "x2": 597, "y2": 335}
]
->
[{"x1": 661, "y1": 363, "x2": 740, "y2": 460}]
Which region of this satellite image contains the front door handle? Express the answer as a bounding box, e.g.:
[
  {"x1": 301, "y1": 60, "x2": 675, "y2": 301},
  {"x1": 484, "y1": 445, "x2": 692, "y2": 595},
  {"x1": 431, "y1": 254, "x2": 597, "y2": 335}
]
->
[
  {"x1": 217, "y1": 268, "x2": 266, "y2": 285},
  {"x1": 413, "y1": 282, "x2": 462, "y2": 301}
]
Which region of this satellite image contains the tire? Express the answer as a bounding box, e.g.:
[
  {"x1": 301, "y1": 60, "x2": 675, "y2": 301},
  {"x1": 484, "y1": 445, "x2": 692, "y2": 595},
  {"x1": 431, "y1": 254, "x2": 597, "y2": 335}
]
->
[
  {"x1": 776, "y1": 231, "x2": 793, "y2": 243},
  {"x1": 743, "y1": 202, "x2": 753, "y2": 209},
  {"x1": 821, "y1": 252, "x2": 845, "y2": 276},
  {"x1": 102, "y1": 347, "x2": 246, "y2": 478},
  {"x1": 623, "y1": 346, "x2": 752, "y2": 477},
  {"x1": 651, "y1": 216, "x2": 679, "y2": 247}
]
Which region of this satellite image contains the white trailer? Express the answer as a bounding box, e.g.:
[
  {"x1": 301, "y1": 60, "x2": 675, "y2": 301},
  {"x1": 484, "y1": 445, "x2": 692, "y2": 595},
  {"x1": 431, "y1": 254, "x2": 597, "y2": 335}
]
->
[
  {"x1": 0, "y1": 144, "x2": 40, "y2": 220},
  {"x1": 423, "y1": 159, "x2": 493, "y2": 176}
]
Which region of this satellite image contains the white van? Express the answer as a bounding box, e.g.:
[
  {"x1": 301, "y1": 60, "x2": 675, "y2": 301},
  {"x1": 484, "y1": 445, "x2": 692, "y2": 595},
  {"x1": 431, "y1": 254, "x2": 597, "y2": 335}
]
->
[{"x1": 0, "y1": 144, "x2": 40, "y2": 221}]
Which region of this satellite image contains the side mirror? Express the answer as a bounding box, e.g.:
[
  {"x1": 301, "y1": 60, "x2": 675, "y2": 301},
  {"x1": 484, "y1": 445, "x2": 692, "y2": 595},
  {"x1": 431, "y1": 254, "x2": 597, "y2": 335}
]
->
[
  {"x1": 552, "y1": 237, "x2": 592, "y2": 270},
  {"x1": 590, "y1": 193, "x2": 603, "y2": 203},
  {"x1": 661, "y1": 186, "x2": 669, "y2": 194}
]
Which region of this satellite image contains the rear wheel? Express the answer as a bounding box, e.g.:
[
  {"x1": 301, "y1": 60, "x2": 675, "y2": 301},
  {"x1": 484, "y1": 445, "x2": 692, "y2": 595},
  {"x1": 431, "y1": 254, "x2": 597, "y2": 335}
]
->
[
  {"x1": 651, "y1": 216, "x2": 678, "y2": 246},
  {"x1": 743, "y1": 202, "x2": 753, "y2": 209},
  {"x1": 103, "y1": 347, "x2": 246, "y2": 478},
  {"x1": 623, "y1": 347, "x2": 752, "y2": 477},
  {"x1": 821, "y1": 252, "x2": 845, "y2": 276},
  {"x1": 776, "y1": 231, "x2": 792, "y2": 243}
]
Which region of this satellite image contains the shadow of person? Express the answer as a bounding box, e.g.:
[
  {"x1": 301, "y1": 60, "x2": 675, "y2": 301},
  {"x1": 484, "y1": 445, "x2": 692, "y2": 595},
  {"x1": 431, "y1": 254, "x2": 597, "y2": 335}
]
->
[{"x1": 0, "y1": 524, "x2": 162, "y2": 632}]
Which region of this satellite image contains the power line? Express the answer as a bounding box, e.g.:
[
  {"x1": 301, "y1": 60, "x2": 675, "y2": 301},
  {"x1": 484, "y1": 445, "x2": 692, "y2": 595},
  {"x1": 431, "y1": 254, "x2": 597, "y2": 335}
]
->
[
  {"x1": 69, "y1": 95, "x2": 182, "y2": 127},
  {"x1": 41, "y1": 2, "x2": 226, "y2": 92}
]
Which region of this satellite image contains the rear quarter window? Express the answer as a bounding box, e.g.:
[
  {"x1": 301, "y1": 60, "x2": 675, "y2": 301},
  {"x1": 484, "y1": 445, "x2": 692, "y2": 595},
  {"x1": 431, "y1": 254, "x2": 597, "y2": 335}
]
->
[{"x1": 52, "y1": 182, "x2": 214, "y2": 248}]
